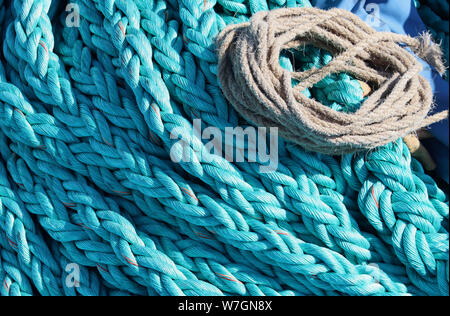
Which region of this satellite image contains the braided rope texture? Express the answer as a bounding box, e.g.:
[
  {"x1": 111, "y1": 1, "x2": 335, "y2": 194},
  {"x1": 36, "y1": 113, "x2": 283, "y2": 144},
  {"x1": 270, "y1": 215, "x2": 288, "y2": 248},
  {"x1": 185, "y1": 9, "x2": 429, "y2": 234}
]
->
[{"x1": 0, "y1": 0, "x2": 448, "y2": 296}]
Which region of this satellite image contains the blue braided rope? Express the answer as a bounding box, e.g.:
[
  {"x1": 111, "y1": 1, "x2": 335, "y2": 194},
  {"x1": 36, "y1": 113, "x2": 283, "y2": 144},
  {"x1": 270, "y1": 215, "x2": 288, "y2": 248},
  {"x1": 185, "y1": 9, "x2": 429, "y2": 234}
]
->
[
  {"x1": 81, "y1": 0, "x2": 378, "y2": 265},
  {"x1": 0, "y1": 0, "x2": 436, "y2": 296},
  {"x1": 174, "y1": 0, "x2": 449, "y2": 294},
  {"x1": 415, "y1": 0, "x2": 449, "y2": 79},
  {"x1": 0, "y1": 0, "x2": 448, "y2": 296},
  {"x1": 0, "y1": 154, "x2": 129, "y2": 296},
  {"x1": 0, "y1": 131, "x2": 310, "y2": 295},
  {"x1": 0, "y1": 233, "x2": 34, "y2": 296}
]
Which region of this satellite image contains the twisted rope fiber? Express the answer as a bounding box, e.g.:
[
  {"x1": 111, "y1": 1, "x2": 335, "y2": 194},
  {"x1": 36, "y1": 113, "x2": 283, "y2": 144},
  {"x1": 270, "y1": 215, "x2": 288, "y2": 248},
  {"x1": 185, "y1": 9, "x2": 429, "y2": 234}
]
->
[
  {"x1": 93, "y1": 3, "x2": 448, "y2": 294},
  {"x1": 70, "y1": 0, "x2": 414, "y2": 277},
  {"x1": 0, "y1": 0, "x2": 406, "y2": 296},
  {"x1": 217, "y1": 7, "x2": 449, "y2": 154},
  {"x1": 0, "y1": 126, "x2": 408, "y2": 296},
  {"x1": 0, "y1": 1, "x2": 436, "y2": 296},
  {"x1": 13, "y1": 0, "x2": 426, "y2": 294},
  {"x1": 0, "y1": 233, "x2": 34, "y2": 296},
  {"x1": 0, "y1": 132, "x2": 329, "y2": 296},
  {"x1": 0, "y1": 4, "x2": 127, "y2": 296},
  {"x1": 0, "y1": 156, "x2": 119, "y2": 296},
  {"x1": 175, "y1": 2, "x2": 447, "y2": 274},
  {"x1": 0, "y1": 1, "x2": 398, "y2": 296},
  {"x1": 52, "y1": 2, "x2": 440, "y2": 292},
  {"x1": 0, "y1": 1, "x2": 120, "y2": 297},
  {"x1": 72, "y1": 0, "x2": 382, "y2": 270},
  {"x1": 0, "y1": 0, "x2": 448, "y2": 296},
  {"x1": 416, "y1": 0, "x2": 449, "y2": 78}
]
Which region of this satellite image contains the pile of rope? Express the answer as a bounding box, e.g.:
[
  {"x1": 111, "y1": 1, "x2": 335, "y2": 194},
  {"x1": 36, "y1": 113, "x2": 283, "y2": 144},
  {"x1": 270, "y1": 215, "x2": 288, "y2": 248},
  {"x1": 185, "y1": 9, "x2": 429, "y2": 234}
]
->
[
  {"x1": 416, "y1": 0, "x2": 449, "y2": 79},
  {"x1": 0, "y1": 0, "x2": 448, "y2": 296}
]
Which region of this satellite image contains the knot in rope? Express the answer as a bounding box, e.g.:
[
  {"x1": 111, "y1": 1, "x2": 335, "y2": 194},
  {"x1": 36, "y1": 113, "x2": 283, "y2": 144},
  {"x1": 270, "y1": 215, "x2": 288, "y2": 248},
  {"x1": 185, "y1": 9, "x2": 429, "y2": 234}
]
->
[{"x1": 217, "y1": 7, "x2": 449, "y2": 154}]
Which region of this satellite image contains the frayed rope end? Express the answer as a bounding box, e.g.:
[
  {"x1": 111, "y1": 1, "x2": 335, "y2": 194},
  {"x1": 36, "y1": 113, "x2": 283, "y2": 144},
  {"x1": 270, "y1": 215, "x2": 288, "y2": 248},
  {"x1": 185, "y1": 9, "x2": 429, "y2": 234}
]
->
[{"x1": 415, "y1": 32, "x2": 448, "y2": 76}]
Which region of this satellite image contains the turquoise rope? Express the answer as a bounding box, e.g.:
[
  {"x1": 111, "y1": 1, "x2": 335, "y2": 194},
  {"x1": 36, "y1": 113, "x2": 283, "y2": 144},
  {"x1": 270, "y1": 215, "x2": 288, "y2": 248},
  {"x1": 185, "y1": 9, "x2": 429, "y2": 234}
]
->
[
  {"x1": 1, "y1": 0, "x2": 412, "y2": 296},
  {"x1": 0, "y1": 0, "x2": 432, "y2": 296},
  {"x1": 0, "y1": 0, "x2": 117, "y2": 296},
  {"x1": 176, "y1": 0, "x2": 449, "y2": 294},
  {"x1": 9, "y1": 0, "x2": 372, "y2": 270},
  {"x1": 0, "y1": 233, "x2": 34, "y2": 296},
  {"x1": 0, "y1": 154, "x2": 127, "y2": 296},
  {"x1": 342, "y1": 141, "x2": 449, "y2": 296},
  {"x1": 0, "y1": 0, "x2": 440, "y2": 296},
  {"x1": 0, "y1": 0, "x2": 32, "y2": 297},
  {"x1": 1, "y1": 131, "x2": 308, "y2": 295},
  {"x1": 0, "y1": 0, "x2": 448, "y2": 296}
]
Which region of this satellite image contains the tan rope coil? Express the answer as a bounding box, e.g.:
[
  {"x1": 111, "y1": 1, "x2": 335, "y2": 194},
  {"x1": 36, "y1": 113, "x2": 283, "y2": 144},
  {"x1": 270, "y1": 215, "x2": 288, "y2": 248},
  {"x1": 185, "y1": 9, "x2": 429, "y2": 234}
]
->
[{"x1": 216, "y1": 7, "x2": 448, "y2": 154}]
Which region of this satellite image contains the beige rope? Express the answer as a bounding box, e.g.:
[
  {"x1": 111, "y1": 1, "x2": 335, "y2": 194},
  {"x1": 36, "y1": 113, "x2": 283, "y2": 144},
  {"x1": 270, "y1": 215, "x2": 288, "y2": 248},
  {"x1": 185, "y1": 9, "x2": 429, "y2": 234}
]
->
[{"x1": 216, "y1": 7, "x2": 449, "y2": 154}]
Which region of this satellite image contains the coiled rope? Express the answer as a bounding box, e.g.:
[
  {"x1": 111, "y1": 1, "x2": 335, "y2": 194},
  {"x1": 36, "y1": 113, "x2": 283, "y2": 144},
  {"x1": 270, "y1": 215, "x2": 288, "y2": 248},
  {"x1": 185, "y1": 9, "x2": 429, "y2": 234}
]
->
[
  {"x1": 217, "y1": 7, "x2": 448, "y2": 154},
  {"x1": 0, "y1": 0, "x2": 448, "y2": 296},
  {"x1": 416, "y1": 0, "x2": 449, "y2": 79}
]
